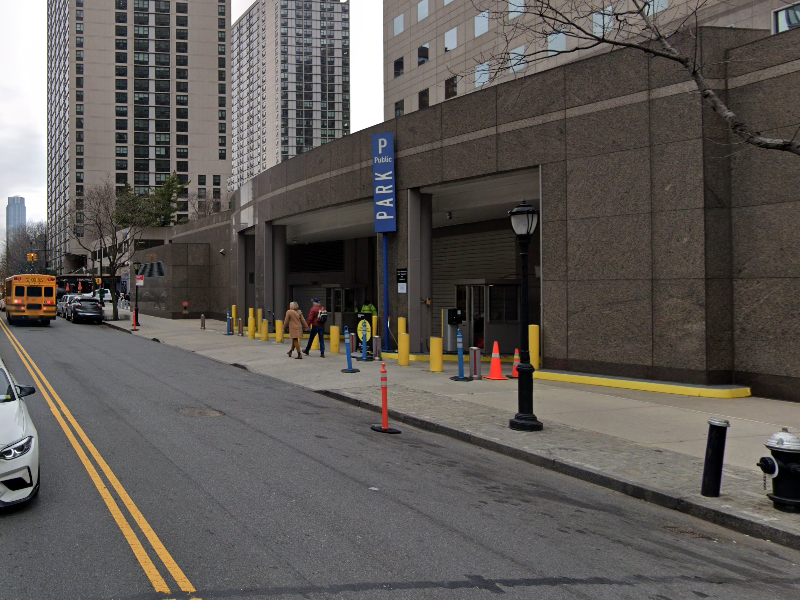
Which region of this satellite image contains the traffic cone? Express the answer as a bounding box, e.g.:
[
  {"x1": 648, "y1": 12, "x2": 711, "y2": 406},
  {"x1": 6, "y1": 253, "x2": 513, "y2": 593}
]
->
[
  {"x1": 508, "y1": 348, "x2": 520, "y2": 378},
  {"x1": 484, "y1": 341, "x2": 508, "y2": 381}
]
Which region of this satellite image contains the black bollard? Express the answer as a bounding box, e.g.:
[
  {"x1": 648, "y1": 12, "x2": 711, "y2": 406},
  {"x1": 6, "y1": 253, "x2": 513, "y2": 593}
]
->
[{"x1": 701, "y1": 417, "x2": 731, "y2": 497}]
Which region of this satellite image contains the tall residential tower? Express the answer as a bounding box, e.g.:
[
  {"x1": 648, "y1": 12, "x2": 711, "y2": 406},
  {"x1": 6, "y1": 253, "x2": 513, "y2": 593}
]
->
[
  {"x1": 6, "y1": 196, "x2": 27, "y2": 238},
  {"x1": 229, "y1": 0, "x2": 350, "y2": 191},
  {"x1": 47, "y1": 0, "x2": 232, "y2": 274}
]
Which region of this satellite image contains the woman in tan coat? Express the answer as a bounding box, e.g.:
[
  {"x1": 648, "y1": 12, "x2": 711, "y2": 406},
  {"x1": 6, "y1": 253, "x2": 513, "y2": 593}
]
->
[{"x1": 284, "y1": 301, "x2": 308, "y2": 359}]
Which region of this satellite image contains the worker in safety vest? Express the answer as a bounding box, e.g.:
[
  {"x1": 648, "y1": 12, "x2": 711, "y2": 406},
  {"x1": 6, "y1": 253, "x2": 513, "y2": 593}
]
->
[{"x1": 360, "y1": 299, "x2": 376, "y2": 317}]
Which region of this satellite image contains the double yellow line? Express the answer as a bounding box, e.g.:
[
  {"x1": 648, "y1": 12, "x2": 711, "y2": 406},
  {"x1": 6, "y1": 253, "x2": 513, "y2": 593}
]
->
[{"x1": 0, "y1": 318, "x2": 199, "y2": 598}]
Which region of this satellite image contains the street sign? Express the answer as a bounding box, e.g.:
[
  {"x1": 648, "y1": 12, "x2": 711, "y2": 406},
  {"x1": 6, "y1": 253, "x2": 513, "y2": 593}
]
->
[
  {"x1": 135, "y1": 275, "x2": 144, "y2": 287},
  {"x1": 397, "y1": 268, "x2": 407, "y2": 294},
  {"x1": 356, "y1": 319, "x2": 372, "y2": 341}
]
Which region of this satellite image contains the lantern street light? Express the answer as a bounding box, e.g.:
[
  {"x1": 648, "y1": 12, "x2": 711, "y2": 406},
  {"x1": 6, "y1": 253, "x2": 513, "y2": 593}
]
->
[
  {"x1": 508, "y1": 201, "x2": 542, "y2": 431},
  {"x1": 133, "y1": 260, "x2": 142, "y2": 327}
]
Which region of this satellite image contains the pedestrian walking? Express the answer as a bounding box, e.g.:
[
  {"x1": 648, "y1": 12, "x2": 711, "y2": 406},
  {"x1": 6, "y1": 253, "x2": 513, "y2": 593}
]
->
[
  {"x1": 283, "y1": 301, "x2": 308, "y2": 359},
  {"x1": 303, "y1": 298, "x2": 328, "y2": 358}
]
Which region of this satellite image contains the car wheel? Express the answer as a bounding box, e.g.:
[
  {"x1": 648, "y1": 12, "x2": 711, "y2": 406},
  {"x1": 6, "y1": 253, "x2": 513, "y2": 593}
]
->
[{"x1": 42, "y1": 320, "x2": 51, "y2": 327}]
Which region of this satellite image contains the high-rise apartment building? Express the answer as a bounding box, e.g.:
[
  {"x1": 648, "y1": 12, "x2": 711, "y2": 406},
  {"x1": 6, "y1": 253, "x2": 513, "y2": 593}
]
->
[
  {"x1": 47, "y1": 0, "x2": 232, "y2": 275},
  {"x1": 229, "y1": 0, "x2": 350, "y2": 191},
  {"x1": 384, "y1": 0, "x2": 796, "y2": 120},
  {"x1": 6, "y1": 196, "x2": 27, "y2": 238}
]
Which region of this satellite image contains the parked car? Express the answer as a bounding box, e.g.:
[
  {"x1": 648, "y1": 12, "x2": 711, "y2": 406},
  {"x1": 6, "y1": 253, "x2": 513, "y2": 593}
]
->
[
  {"x1": 56, "y1": 294, "x2": 75, "y2": 318},
  {"x1": 0, "y1": 358, "x2": 39, "y2": 506},
  {"x1": 67, "y1": 297, "x2": 104, "y2": 324}
]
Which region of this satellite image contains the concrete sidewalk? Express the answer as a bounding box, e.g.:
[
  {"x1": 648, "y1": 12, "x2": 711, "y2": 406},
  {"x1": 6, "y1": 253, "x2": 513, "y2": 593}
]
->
[{"x1": 105, "y1": 309, "x2": 800, "y2": 549}]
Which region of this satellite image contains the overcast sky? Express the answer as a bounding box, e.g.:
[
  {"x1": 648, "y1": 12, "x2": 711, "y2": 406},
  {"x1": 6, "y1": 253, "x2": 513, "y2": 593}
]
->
[{"x1": 0, "y1": 0, "x2": 383, "y2": 234}]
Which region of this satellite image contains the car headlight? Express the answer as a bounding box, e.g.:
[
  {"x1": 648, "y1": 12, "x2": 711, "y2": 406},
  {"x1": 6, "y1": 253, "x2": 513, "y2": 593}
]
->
[{"x1": 1, "y1": 437, "x2": 33, "y2": 460}]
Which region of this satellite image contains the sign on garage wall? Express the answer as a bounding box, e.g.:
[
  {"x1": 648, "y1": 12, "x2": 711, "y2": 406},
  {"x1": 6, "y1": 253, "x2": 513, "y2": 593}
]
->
[{"x1": 371, "y1": 132, "x2": 396, "y2": 233}]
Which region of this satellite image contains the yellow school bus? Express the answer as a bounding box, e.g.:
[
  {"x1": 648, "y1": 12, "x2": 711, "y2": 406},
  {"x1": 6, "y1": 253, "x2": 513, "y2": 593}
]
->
[{"x1": 4, "y1": 275, "x2": 57, "y2": 325}]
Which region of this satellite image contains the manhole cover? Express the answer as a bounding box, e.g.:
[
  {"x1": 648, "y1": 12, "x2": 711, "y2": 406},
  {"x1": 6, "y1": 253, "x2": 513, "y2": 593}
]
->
[{"x1": 178, "y1": 407, "x2": 224, "y2": 418}]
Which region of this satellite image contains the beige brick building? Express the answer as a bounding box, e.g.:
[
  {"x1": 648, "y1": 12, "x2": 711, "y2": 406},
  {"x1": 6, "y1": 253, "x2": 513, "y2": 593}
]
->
[
  {"x1": 47, "y1": 0, "x2": 232, "y2": 274},
  {"x1": 383, "y1": 0, "x2": 799, "y2": 121}
]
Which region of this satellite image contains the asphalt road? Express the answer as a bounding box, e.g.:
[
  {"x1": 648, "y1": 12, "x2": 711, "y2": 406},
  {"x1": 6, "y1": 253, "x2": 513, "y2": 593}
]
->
[{"x1": 1, "y1": 316, "x2": 799, "y2": 600}]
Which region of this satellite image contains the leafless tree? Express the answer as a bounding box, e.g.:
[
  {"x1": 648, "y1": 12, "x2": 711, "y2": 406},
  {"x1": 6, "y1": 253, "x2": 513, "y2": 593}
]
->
[
  {"x1": 469, "y1": 0, "x2": 800, "y2": 155},
  {"x1": 70, "y1": 176, "x2": 153, "y2": 320},
  {"x1": 186, "y1": 192, "x2": 227, "y2": 221},
  {"x1": 1, "y1": 221, "x2": 49, "y2": 280}
]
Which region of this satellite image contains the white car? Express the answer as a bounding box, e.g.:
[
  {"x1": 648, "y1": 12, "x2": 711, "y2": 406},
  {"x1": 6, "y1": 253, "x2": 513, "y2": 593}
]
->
[{"x1": 0, "y1": 359, "x2": 39, "y2": 506}]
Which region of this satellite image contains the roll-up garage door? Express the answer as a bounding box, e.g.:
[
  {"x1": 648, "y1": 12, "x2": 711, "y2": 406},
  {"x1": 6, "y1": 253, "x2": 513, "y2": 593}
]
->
[
  {"x1": 432, "y1": 227, "x2": 517, "y2": 336},
  {"x1": 289, "y1": 286, "x2": 327, "y2": 315}
]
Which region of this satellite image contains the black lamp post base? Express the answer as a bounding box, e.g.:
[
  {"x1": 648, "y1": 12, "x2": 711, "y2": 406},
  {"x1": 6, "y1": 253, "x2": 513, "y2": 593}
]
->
[{"x1": 509, "y1": 413, "x2": 543, "y2": 431}]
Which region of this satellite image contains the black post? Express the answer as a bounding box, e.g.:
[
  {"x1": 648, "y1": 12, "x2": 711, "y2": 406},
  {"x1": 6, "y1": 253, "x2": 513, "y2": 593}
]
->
[
  {"x1": 133, "y1": 263, "x2": 141, "y2": 327},
  {"x1": 509, "y1": 235, "x2": 542, "y2": 431},
  {"x1": 701, "y1": 418, "x2": 730, "y2": 497}
]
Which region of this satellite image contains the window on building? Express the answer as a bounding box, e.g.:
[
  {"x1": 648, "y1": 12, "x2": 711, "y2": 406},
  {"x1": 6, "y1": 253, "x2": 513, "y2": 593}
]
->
[
  {"x1": 177, "y1": 68, "x2": 188, "y2": 79},
  {"x1": 76, "y1": 23, "x2": 84, "y2": 33},
  {"x1": 548, "y1": 32, "x2": 566, "y2": 56},
  {"x1": 509, "y1": 0, "x2": 525, "y2": 19},
  {"x1": 417, "y1": 0, "x2": 428, "y2": 21},
  {"x1": 394, "y1": 99, "x2": 404, "y2": 117},
  {"x1": 444, "y1": 27, "x2": 457, "y2": 52},
  {"x1": 115, "y1": 0, "x2": 126, "y2": 8},
  {"x1": 76, "y1": 36, "x2": 84, "y2": 47},
  {"x1": 218, "y1": 149, "x2": 226, "y2": 160},
  {"x1": 417, "y1": 43, "x2": 430, "y2": 66},
  {"x1": 76, "y1": 91, "x2": 84, "y2": 101},
  {"x1": 76, "y1": 77, "x2": 84, "y2": 88},
  {"x1": 445, "y1": 76, "x2": 457, "y2": 99},
  {"x1": 155, "y1": 13, "x2": 170, "y2": 26},
  {"x1": 116, "y1": 146, "x2": 128, "y2": 157},
  {"x1": 116, "y1": 160, "x2": 128, "y2": 171},
  {"x1": 176, "y1": 55, "x2": 188, "y2": 66},
  {"x1": 444, "y1": 0, "x2": 454, "y2": 4},
  {"x1": 175, "y1": 2, "x2": 188, "y2": 13},
  {"x1": 76, "y1": 158, "x2": 84, "y2": 170},
  {"x1": 198, "y1": 175, "x2": 206, "y2": 186},
  {"x1": 154, "y1": 40, "x2": 169, "y2": 52},
  {"x1": 394, "y1": 57, "x2": 404, "y2": 78},
  {"x1": 116, "y1": 52, "x2": 127, "y2": 64},
  {"x1": 134, "y1": 26, "x2": 149, "y2": 38},
  {"x1": 176, "y1": 108, "x2": 188, "y2": 119},
  {"x1": 776, "y1": 3, "x2": 800, "y2": 32},
  {"x1": 213, "y1": 188, "x2": 221, "y2": 199},
  {"x1": 393, "y1": 14, "x2": 404, "y2": 36},
  {"x1": 76, "y1": 145, "x2": 84, "y2": 155},
  {"x1": 646, "y1": 0, "x2": 669, "y2": 15},
  {"x1": 116, "y1": 119, "x2": 128, "y2": 130},
  {"x1": 116, "y1": 65, "x2": 128, "y2": 77},
  {"x1": 475, "y1": 11, "x2": 489, "y2": 37},
  {"x1": 218, "y1": 110, "x2": 226, "y2": 120},
  {"x1": 593, "y1": 7, "x2": 614, "y2": 37},
  {"x1": 76, "y1": 104, "x2": 84, "y2": 115},
  {"x1": 419, "y1": 88, "x2": 429, "y2": 109},
  {"x1": 116, "y1": 133, "x2": 127, "y2": 143},
  {"x1": 475, "y1": 62, "x2": 489, "y2": 87},
  {"x1": 115, "y1": 105, "x2": 127, "y2": 116},
  {"x1": 176, "y1": 121, "x2": 187, "y2": 132},
  {"x1": 176, "y1": 148, "x2": 188, "y2": 159},
  {"x1": 135, "y1": 105, "x2": 149, "y2": 118},
  {"x1": 155, "y1": 67, "x2": 170, "y2": 79},
  {"x1": 177, "y1": 81, "x2": 188, "y2": 93},
  {"x1": 213, "y1": 175, "x2": 221, "y2": 187},
  {"x1": 217, "y1": 4, "x2": 224, "y2": 15},
  {"x1": 134, "y1": 119, "x2": 149, "y2": 131}
]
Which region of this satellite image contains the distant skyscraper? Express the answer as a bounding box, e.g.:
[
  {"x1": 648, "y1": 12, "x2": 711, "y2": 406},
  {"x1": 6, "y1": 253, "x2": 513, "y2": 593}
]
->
[
  {"x1": 6, "y1": 196, "x2": 26, "y2": 239},
  {"x1": 229, "y1": 0, "x2": 350, "y2": 191}
]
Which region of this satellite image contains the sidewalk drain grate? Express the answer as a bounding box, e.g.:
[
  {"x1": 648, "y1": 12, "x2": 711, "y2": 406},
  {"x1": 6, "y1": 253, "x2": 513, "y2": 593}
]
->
[{"x1": 178, "y1": 407, "x2": 225, "y2": 418}]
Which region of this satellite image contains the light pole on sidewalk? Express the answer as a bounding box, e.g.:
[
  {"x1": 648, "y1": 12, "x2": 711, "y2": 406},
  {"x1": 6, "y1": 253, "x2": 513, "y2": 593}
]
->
[
  {"x1": 133, "y1": 260, "x2": 141, "y2": 327},
  {"x1": 508, "y1": 201, "x2": 542, "y2": 432}
]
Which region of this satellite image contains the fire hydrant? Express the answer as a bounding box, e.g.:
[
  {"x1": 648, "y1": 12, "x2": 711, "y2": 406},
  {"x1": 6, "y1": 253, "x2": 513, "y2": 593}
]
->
[{"x1": 757, "y1": 427, "x2": 800, "y2": 512}]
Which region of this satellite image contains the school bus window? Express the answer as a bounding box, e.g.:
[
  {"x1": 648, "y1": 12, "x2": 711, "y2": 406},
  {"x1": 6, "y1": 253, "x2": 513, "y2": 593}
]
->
[
  {"x1": 14, "y1": 287, "x2": 24, "y2": 297},
  {"x1": 27, "y1": 286, "x2": 43, "y2": 297},
  {"x1": 44, "y1": 288, "x2": 54, "y2": 297}
]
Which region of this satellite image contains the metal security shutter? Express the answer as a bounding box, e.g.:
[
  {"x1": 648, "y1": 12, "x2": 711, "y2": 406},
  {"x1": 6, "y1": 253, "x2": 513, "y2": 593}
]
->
[
  {"x1": 432, "y1": 228, "x2": 517, "y2": 337},
  {"x1": 289, "y1": 285, "x2": 327, "y2": 315}
]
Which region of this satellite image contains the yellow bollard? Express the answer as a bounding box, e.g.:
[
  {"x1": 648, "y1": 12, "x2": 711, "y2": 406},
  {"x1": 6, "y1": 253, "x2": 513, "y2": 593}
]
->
[
  {"x1": 248, "y1": 317, "x2": 256, "y2": 339},
  {"x1": 311, "y1": 332, "x2": 320, "y2": 351},
  {"x1": 430, "y1": 337, "x2": 443, "y2": 373},
  {"x1": 231, "y1": 305, "x2": 237, "y2": 324},
  {"x1": 329, "y1": 325, "x2": 340, "y2": 354},
  {"x1": 260, "y1": 319, "x2": 268, "y2": 341},
  {"x1": 249, "y1": 307, "x2": 254, "y2": 319},
  {"x1": 398, "y1": 317, "x2": 407, "y2": 335},
  {"x1": 275, "y1": 319, "x2": 284, "y2": 343},
  {"x1": 256, "y1": 308, "x2": 263, "y2": 326},
  {"x1": 529, "y1": 324, "x2": 540, "y2": 370},
  {"x1": 398, "y1": 333, "x2": 410, "y2": 366},
  {"x1": 371, "y1": 315, "x2": 378, "y2": 339}
]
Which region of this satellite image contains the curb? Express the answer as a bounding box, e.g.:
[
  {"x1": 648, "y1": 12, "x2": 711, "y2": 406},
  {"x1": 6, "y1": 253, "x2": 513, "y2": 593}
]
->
[
  {"x1": 102, "y1": 325, "x2": 799, "y2": 551},
  {"x1": 315, "y1": 388, "x2": 800, "y2": 552},
  {"x1": 102, "y1": 321, "x2": 132, "y2": 334}
]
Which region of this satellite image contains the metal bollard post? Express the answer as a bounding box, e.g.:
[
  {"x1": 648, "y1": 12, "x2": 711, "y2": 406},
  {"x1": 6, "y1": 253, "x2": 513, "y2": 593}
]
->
[
  {"x1": 470, "y1": 347, "x2": 482, "y2": 379},
  {"x1": 359, "y1": 319, "x2": 372, "y2": 361},
  {"x1": 371, "y1": 363, "x2": 400, "y2": 434},
  {"x1": 350, "y1": 332, "x2": 356, "y2": 354},
  {"x1": 450, "y1": 328, "x2": 471, "y2": 381},
  {"x1": 224, "y1": 309, "x2": 233, "y2": 335},
  {"x1": 341, "y1": 326, "x2": 360, "y2": 373},
  {"x1": 238, "y1": 318, "x2": 243, "y2": 336},
  {"x1": 200, "y1": 314, "x2": 205, "y2": 330},
  {"x1": 430, "y1": 337, "x2": 443, "y2": 373},
  {"x1": 373, "y1": 336, "x2": 381, "y2": 360},
  {"x1": 701, "y1": 418, "x2": 731, "y2": 497}
]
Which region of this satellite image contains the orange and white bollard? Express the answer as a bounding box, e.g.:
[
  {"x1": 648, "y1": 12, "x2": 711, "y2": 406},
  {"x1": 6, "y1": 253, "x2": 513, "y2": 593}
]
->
[
  {"x1": 371, "y1": 363, "x2": 401, "y2": 434},
  {"x1": 132, "y1": 308, "x2": 138, "y2": 331},
  {"x1": 200, "y1": 314, "x2": 205, "y2": 330},
  {"x1": 508, "y1": 348, "x2": 520, "y2": 378}
]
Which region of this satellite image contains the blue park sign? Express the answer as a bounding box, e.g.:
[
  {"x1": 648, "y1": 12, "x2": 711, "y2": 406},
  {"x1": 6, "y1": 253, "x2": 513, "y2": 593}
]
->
[{"x1": 371, "y1": 132, "x2": 397, "y2": 233}]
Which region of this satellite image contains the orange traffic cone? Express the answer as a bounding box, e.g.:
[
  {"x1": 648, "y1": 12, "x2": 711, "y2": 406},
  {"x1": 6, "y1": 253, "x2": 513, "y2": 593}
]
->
[
  {"x1": 484, "y1": 341, "x2": 508, "y2": 381},
  {"x1": 508, "y1": 348, "x2": 520, "y2": 378}
]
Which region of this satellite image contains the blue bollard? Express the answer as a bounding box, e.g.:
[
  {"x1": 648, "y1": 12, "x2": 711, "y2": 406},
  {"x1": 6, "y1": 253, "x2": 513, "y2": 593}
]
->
[
  {"x1": 225, "y1": 309, "x2": 233, "y2": 335},
  {"x1": 341, "y1": 326, "x2": 360, "y2": 373},
  {"x1": 450, "y1": 328, "x2": 472, "y2": 382}
]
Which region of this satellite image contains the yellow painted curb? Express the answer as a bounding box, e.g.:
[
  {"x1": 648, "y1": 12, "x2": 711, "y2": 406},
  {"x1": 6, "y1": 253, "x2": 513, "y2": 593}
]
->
[{"x1": 533, "y1": 371, "x2": 751, "y2": 399}]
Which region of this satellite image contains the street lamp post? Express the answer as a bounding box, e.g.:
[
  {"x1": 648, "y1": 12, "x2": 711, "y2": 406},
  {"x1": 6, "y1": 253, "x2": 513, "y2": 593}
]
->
[
  {"x1": 133, "y1": 260, "x2": 141, "y2": 327},
  {"x1": 508, "y1": 201, "x2": 543, "y2": 432}
]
